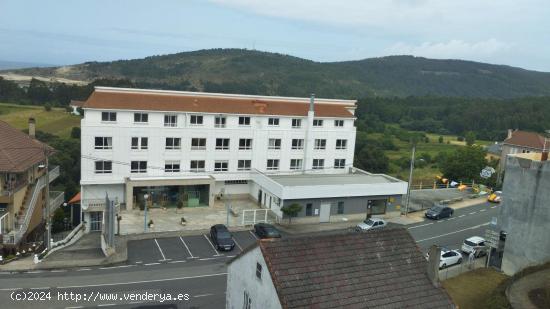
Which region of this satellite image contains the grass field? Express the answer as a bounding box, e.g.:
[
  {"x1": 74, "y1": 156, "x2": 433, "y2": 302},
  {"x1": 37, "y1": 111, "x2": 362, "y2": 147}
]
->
[{"x1": 0, "y1": 102, "x2": 80, "y2": 138}]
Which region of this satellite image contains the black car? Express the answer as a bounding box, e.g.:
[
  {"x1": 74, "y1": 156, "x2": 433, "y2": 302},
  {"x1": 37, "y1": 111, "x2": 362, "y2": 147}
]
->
[
  {"x1": 209, "y1": 224, "x2": 235, "y2": 251},
  {"x1": 425, "y1": 205, "x2": 454, "y2": 220},
  {"x1": 254, "y1": 223, "x2": 282, "y2": 239}
]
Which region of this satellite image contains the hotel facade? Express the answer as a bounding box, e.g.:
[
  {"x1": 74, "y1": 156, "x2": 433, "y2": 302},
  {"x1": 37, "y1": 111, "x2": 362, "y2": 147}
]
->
[{"x1": 80, "y1": 87, "x2": 406, "y2": 231}]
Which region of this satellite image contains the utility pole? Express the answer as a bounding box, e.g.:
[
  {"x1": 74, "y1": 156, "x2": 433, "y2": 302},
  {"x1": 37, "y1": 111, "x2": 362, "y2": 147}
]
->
[
  {"x1": 404, "y1": 142, "x2": 416, "y2": 216},
  {"x1": 44, "y1": 145, "x2": 51, "y2": 251}
]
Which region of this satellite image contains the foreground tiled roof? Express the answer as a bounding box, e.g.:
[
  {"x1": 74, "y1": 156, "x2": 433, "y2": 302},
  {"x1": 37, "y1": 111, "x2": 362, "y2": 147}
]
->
[
  {"x1": 84, "y1": 88, "x2": 356, "y2": 118},
  {"x1": 504, "y1": 130, "x2": 546, "y2": 149},
  {"x1": 259, "y1": 229, "x2": 454, "y2": 309},
  {"x1": 0, "y1": 121, "x2": 50, "y2": 172}
]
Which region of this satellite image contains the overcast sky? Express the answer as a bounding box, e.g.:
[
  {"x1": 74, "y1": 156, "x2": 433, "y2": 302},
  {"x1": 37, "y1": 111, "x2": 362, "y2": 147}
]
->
[{"x1": 1, "y1": 0, "x2": 549, "y2": 71}]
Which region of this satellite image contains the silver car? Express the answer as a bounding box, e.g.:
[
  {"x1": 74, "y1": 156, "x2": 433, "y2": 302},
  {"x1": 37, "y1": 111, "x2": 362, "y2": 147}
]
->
[{"x1": 356, "y1": 218, "x2": 387, "y2": 231}]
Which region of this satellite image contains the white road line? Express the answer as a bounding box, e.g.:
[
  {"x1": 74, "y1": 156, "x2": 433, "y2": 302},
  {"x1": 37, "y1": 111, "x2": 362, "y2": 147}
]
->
[
  {"x1": 491, "y1": 206, "x2": 497, "y2": 209},
  {"x1": 98, "y1": 304, "x2": 115, "y2": 307},
  {"x1": 226, "y1": 255, "x2": 236, "y2": 258},
  {"x1": 65, "y1": 306, "x2": 84, "y2": 309},
  {"x1": 30, "y1": 287, "x2": 50, "y2": 290},
  {"x1": 199, "y1": 257, "x2": 226, "y2": 261},
  {"x1": 447, "y1": 218, "x2": 456, "y2": 221},
  {"x1": 99, "y1": 265, "x2": 136, "y2": 270},
  {"x1": 194, "y1": 293, "x2": 213, "y2": 298},
  {"x1": 416, "y1": 222, "x2": 490, "y2": 243},
  {"x1": 154, "y1": 238, "x2": 167, "y2": 261},
  {"x1": 144, "y1": 262, "x2": 160, "y2": 266},
  {"x1": 50, "y1": 269, "x2": 67, "y2": 273},
  {"x1": 249, "y1": 230, "x2": 259, "y2": 240},
  {"x1": 76, "y1": 268, "x2": 91, "y2": 272},
  {"x1": 179, "y1": 236, "x2": 195, "y2": 258},
  {"x1": 26, "y1": 271, "x2": 43, "y2": 274},
  {"x1": 407, "y1": 223, "x2": 434, "y2": 230},
  {"x1": 469, "y1": 212, "x2": 477, "y2": 215},
  {"x1": 128, "y1": 301, "x2": 144, "y2": 304},
  {"x1": 232, "y1": 237, "x2": 243, "y2": 251},
  {"x1": 56, "y1": 273, "x2": 227, "y2": 289},
  {"x1": 168, "y1": 260, "x2": 186, "y2": 264},
  {"x1": 203, "y1": 234, "x2": 223, "y2": 256},
  {"x1": 480, "y1": 209, "x2": 487, "y2": 212},
  {"x1": 459, "y1": 215, "x2": 466, "y2": 218}
]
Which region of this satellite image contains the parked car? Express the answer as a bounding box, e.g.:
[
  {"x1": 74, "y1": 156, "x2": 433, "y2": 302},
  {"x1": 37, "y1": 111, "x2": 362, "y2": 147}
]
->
[
  {"x1": 426, "y1": 248, "x2": 463, "y2": 269},
  {"x1": 461, "y1": 236, "x2": 486, "y2": 257},
  {"x1": 209, "y1": 224, "x2": 235, "y2": 251},
  {"x1": 425, "y1": 205, "x2": 454, "y2": 220},
  {"x1": 355, "y1": 218, "x2": 387, "y2": 231},
  {"x1": 488, "y1": 191, "x2": 502, "y2": 203},
  {"x1": 254, "y1": 223, "x2": 282, "y2": 239}
]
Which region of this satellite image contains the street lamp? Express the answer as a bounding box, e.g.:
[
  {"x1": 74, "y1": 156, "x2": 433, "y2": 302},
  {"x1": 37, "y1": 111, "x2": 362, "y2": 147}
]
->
[{"x1": 143, "y1": 194, "x2": 149, "y2": 232}]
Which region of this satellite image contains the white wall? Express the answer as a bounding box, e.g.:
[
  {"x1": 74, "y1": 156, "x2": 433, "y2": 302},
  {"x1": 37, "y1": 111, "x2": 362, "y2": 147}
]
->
[
  {"x1": 226, "y1": 246, "x2": 282, "y2": 309},
  {"x1": 81, "y1": 184, "x2": 125, "y2": 205}
]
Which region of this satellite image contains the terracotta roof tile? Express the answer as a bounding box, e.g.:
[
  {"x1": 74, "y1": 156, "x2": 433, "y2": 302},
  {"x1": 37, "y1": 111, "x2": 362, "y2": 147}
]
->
[
  {"x1": 259, "y1": 229, "x2": 455, "y2": 309},
  {"x1": 0, "y1": 121, "x2": 51, "y2": 172},
  {"x1": 504, "y1": 130, "x2": 546, "y2": 149},
  {"x1": 84, "y1": 89, "x2": 355, "y2": 118}
]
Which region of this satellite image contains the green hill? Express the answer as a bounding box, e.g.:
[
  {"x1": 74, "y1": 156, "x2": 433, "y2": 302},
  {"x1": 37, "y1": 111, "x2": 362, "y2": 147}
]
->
[{"x1": 4, "y1": 48, "x2": 550, "y2": 98}]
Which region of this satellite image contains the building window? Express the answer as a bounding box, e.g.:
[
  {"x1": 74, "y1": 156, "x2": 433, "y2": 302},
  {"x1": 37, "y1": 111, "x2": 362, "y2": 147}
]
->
[
  {"x1": 336, "y1": 139, "x2": 347, "y2": 150},
  {"x1": 314, "y1": 139, "x2": 326, "y2": 150},
  {"x1": 239, "y1": 116, "x2": 250, "y2": 126},
  {"x1": 337, "y1": 201, "x2": 344, "y2": 214},
  {"x1": 164, "y1": 114, "x2": 177, "y2": 127},
  {"x1": 165, "y1": 161, "x2": 180, "y2": 173},
  {"x1": 190, "y1": 115, "x2": 203, "y2": 125},
  {"x1": 256, "y1": 262, "x2": 262, "y2": 279},
  {"x1": 216, "y1": 138, "x2": 230, "y2": 150},
  {"x1": 238, "y1": 160, "x2": 251, "y2": 171},
  {"x1": 134, "y1": 113, "x2": 148, "y2": 123},
  {"x1": 334, "y1": 159, "x2": 346, "y2": 169},
  {"x1": 268, "y1": 118, "x2": 279, "y2": 126},
  {"x1": 290, "y1": 159, "x2": 303, "y2": 170},
  {"x1": 239, "y1": 138, "x2": 252, "y2": 150},
  {"x1": 214, "y1": 161, "x2": 228, "y2": 172},
  {"x1": 243, "y1": 291, "x2": 252, "y2": 309},
  {"x1": 191, "y1": 138, "x2": 207, "y2": 150},
  {"x1": 266, "y1": 159, "x2": 279, "y2": 171},
  {"x1": 291, "y1": 139, "x2": 304, "y2": 150},
  {"x1": 334, "y1": 119, "x2": 344, "y2": 127},
  {"x1": 94, "y1": 137, "x2": 112, "y2": 150},
  {"x1": 268, "y1": 138, "x2": 281, "y2": 150},
  {"x1": 94, "y1": 161, "x2": 112, "y2": 174},
  {"x1": 101, "y1": 112, "x2": 117, "y2": 122},
  {"x1": 215, "y1": 115, "x2": 226, "y2": 128},
  {"x1": 165, "y1": 137, "x2": 181, "y2": 150},
  {"x1": 306, "y1": 203, "x2": 313, "y2": 216},
  {"x1": 190, "y1": 160, "x2": 205, "y2": 172},
  {"x1": 313, "y1": 119, "x2": 323, "y2": 127},
  {"x1": 131, "y1": 137, "x2": 148, "y2": 150},
  {"x1": 292, "y1": 118, "x2": 302, "y2": 128},
  {"x1": 131, "y1": 161, "x2": 147, "y2": 173},
  {"x1": 313, "y1": 159, "x2": 324, "y2": 169}
]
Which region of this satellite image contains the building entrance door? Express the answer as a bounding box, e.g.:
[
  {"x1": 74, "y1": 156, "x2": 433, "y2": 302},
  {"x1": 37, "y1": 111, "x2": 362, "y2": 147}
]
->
[
  {"x1": 257, "y1": 190, "x2": 263, "y2": 205},
  {"x1": 319, "y1": 203, "x2": 331, "y2": 223},
  {"x1": 90, "y1": 211, "x2": 103, "y2": 231}
]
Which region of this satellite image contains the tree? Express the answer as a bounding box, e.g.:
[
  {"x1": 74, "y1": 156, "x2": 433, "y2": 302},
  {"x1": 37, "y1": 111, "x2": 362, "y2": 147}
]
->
[
  {"x1": 438, "y1": 136, "x2": 444, "y2": 143},
  {"x1": 354, "y1": 146, "x2": 389, "y2": 173},
  {"x1": 465, "y1": 131, "x2": 476, "y2": 146},
  {"x1": 281, "y1": 203, "x2": 302, "y2": 224},
  {"x1": 44, "y1": 103, "x2": 52, "y2": 111},
  {"x1": 70, "y1": 127, "x2": 81, "y2": 139},
  {"x1": 441, "y1": 146, "x2": 487, "y2": 183}
]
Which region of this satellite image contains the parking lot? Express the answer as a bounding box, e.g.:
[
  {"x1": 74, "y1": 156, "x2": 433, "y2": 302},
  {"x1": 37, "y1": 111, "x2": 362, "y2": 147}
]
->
[{"x1": 127, "y1": 230, "x2": 261, "y2": 264}]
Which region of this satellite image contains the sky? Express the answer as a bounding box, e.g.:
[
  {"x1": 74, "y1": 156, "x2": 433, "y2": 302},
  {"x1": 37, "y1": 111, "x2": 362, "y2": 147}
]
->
[{"x1": 1, "y1": 0, "x2": 549, "y2": 71}]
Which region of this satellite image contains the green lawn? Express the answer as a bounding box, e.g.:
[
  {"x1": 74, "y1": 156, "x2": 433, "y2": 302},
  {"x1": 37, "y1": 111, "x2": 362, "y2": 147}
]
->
[{"x1": 0, "y1": 103, "x2": 80, "y2": 138}]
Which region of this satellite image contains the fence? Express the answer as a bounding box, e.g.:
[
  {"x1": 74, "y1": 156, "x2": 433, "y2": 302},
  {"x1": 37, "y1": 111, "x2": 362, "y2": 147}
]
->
[
  {"x1": 409, "y1": 181, "x2": 475, "y2": 190},
  {"x1": 439, "y1": 256, "x2": 487, "y2": 281},
  {"x1": 241, "y1": 209, "x2": 280, "y2": 226}
]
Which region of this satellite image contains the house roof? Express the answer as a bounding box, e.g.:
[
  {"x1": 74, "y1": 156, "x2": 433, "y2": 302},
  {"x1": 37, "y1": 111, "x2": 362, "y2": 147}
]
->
[
  {"x1": 504, "y1": 130, "x2": 546, "y2": 149},
  {"x1": 67, "y1": 192, "x2": 81, "y2": 204},
  {"x1": 69, "y1": 100, "x2": 85, "y2": 107},
  {"x1": 83, "y1": 87, "x2": 356, "y2": 118},
  {"x1": 0, "y1": 121, "x2": 52, "y2": 173},
  {"x1": 254, "y1": 229, "x2": 455, "y2": 309}
]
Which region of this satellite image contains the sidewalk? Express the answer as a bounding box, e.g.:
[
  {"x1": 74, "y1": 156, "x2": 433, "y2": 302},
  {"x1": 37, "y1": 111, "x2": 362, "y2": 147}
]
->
[{"x1": 507, "y1": 268, "x2": 550, "y2": 309}]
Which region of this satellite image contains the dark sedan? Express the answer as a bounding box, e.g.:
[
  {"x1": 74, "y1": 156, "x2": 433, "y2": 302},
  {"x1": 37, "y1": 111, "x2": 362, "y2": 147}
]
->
[
  {"x1": 425, "y1": 205, "x2": 454, "y2": 220},
  {"x1": 254, "y1": 223, "x2": 282, "y2": 239},
  {"x1": 209, "y1": 224, "x2": 235, "y2": 251}
]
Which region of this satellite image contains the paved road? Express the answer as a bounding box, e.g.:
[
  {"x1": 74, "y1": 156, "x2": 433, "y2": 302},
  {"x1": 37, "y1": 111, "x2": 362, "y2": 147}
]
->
[{"x1": 0, "y1": 201, "x2": 500, "y2": 308}]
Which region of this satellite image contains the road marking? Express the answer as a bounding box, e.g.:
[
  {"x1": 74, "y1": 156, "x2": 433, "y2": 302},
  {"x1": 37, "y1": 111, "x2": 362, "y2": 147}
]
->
[
  {"x1": 98, "y1": 304, "x2": 115, "y2": 307},
  {"x1": 154, "y1": 238, "x2": 167, "y2": 261},
  {"x1": 459, "y1": 215, "x2": 466, "y2": 218},
  {"x1": 203, "y1": 234, "x2": 223, "y2": 256},
  {"x1": 194, "y1": 293, "x2": 213, "y2": 298},
  {"x1": 469, "y1": 212, "x2": 477, "y2": 215},
  {"x1": 232, "y1": 237, "x2": 243, "y2": 251},
  {"x1": 226, "y1": 255, "x2": 236, "y2": 258},
  {"x1": 168, "y1": 260, "x2": 186, "y2": 264},
  {"x1": 65, "y1": 306, "x2": 84, "y2": 309},
  {"x1": 56, "y1": 273, "x2": 227, "y2": 289},
  {"x1": 416, "y1": 222, "x2": 490, "y2": 243},
  {"x1": 179, "y1": 236, "x2": 195, "y2": 258},
  {"x1": 128, "y1": 301, "x2": 144, "y2": 304},
  {"x1": 447, "y1": 218, "x2": 456, "y2": 221},
  {"x1": 76, "y1": 268, "x2": 91, "y2": 272},
  {"x1": 30, "y1": 287, "x2": 50, "y2": 290},
  {"x1": 26, "y1": 271, "x2": 43, "y2": 274},
  {"x1": 480, "y1": 209, "x2": 487, "y2": 212},
  {"x1": 407, "y1": 223, "x2": 434, "y2": 230},
  {"x1": 144, "y1": 262, "x2": 160, "y2": 266},
  {"x1": 50, "y1": 269, "x2": 67, "y2": 273},
  {"x1": 135, "y1": 261, "x2": 143, "y2": 264},
  {"x1": 249, "y1": 230, "x2": 259, "y2": 240},
  {"x1": 99, "y1": 265, "x2": 136, "y2": 270},
  {"x1": 199, "y1": 257, "x2": 226, "y2": 261}
]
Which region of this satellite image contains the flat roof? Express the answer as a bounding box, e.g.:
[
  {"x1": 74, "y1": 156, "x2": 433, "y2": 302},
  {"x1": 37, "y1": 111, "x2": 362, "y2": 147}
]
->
[{"x1": 268, "y1": 172, "x2": 399, "y2": 187}]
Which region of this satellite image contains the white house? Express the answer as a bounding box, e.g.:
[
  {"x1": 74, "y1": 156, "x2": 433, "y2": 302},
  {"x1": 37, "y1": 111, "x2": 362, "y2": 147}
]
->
[{"x1": 79, "y1": 87, "x2": 406, "y2": 231}]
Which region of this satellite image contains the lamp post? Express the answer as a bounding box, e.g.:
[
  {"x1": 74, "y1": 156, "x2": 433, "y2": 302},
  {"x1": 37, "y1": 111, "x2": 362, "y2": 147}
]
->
[{"x1": 143, "y1": 193, "x2": 149, "y2": 232}]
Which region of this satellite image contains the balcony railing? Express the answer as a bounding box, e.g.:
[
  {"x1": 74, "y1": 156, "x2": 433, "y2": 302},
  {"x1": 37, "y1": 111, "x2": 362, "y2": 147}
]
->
[
  {"x1": 49, "y1": 165, "x2": 60, "y2": 183},
  {"x1": 0, "y1": 178, "x2": 29, "y2": 197}
]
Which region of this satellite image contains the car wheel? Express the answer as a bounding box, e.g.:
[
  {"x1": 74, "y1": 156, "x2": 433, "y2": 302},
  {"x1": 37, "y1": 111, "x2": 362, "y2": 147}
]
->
[
  {"x1": 457, "y1": 258, "x2": 462, "y2": 264},
  {"x1": 441, "y1": 263, "x2": 447, "y2": 269}
]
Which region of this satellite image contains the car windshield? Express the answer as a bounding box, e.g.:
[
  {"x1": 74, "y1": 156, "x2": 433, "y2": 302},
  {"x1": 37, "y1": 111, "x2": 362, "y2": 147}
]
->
[
  {"x1": 265, "y1": 228, "x2": 279, "y2": 236},
  {"x1": 363, "y1": 219, "x2": 375, "y2": 225},
  {"x1": 464, "y1": 240, "x2": 477, "y2": 246},
  {"x1": 217, "y1": 231, "x2": 231, "y2": 239}
]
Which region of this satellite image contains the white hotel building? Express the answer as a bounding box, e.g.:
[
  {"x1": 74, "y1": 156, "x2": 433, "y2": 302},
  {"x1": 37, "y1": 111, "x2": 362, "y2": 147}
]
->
[{"x1": 80, "y1": 87, "x2": 406, "y2": 231}]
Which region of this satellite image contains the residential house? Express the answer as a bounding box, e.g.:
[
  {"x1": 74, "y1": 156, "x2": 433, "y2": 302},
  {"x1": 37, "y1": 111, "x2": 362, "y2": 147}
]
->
[{"x1": 500, "y1": 129, "x2": 547, "y2": 172}]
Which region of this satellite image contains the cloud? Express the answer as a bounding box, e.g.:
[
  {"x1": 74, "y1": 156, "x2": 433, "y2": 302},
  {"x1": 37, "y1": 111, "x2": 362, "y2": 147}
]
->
[{"x1": 385, "y1": 39, "x2": 512, "y2": 59}]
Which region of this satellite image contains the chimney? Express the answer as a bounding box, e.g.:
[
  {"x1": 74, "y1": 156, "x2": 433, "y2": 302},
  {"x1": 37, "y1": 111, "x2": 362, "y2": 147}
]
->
[
  {"x1": 507, "y1": 129, "x2": 513, "y2": 139},
  {"x1": 28, "y1": 117, "x2": 36, "y2": 138},
  {"x1": 309, "y1": 93, "x2": 315, "y2": 112},
  {"x1": 542, "y1": 138, "x2": 549, "y2": 161},
  {"x1": 426, "y1": 245, "x2": 441, "y2": 287}
]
